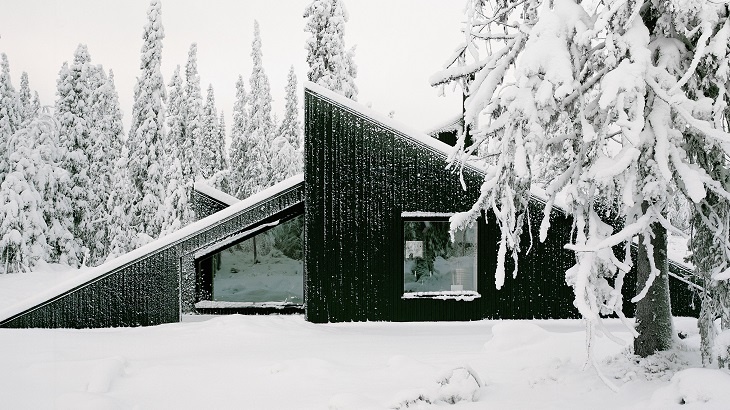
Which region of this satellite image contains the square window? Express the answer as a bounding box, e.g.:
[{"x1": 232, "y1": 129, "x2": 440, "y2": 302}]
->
[{"x1": 402, "y1": 217, "x2": 477, "y2": 295}]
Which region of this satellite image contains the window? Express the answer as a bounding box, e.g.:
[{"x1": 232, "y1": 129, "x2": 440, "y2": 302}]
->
[
  {"x1": 198, "y1": 215, "x2": 304, "y2": 306},
  {"x1": 402, "y1": 215, "x2": 478, "y2": 299}
]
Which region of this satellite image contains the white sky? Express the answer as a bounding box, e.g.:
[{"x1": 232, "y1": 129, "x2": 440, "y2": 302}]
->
[{"x1": 0, "y1": 0, "x2": 465, "y2": 140}]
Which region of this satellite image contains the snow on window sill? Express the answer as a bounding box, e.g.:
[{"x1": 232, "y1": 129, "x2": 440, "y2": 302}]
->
[
  {"x1": 401, "y1": 291, "x2": 481, "y2": 301},
  {"x1": 195, "y1": 301, "x2": 303, "y2": 309}
]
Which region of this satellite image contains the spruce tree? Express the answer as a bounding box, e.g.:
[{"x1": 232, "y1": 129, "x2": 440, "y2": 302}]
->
[
  {"x1": 127, "y1": 0, "x2": 166, "y2": 244},
  {"x1": 167, "y1": 66, "x2": 185, "y2": 167},
  {"x1": 107, "y1": 146, "x2": 137, "y2": 259},
  {"x1": 159, "y1": 96, "x2": 189, "y2": 237},
  {"x1": 210, "y1": 111, "x2": 230, "y2": 193},
  {"x1": 55, "y1": 45, "x2": 95, "y2": 266},
  {"x1": 0, "y1": 53, "x2": 20, "y2": 185},
  {"x1": 242, "y1": 20, "x2": 274, "y2": 197},
  {"x1": 273, "y1": 65, "x2": 303, "y2": 181},
  {"x1": 0, "y1": 119, "x2": 49, "y2": 273},
  {"x1": 198, "y1": 84, "x2": 225, "y2": 180},
  {"x1": 303, "y1": 0, "x2": 358, "y2": 100},
  {"x1": 87, "y1": 68, "x2": 125, "y2": 265},
  {"x1": 184, "y1": 43, "x2": 203, "y2": 182},
  {"x1": 228, "y1": 75, "x2": 250, "y2": 198},
  {"x1": 23, "y1": 113, "x2": 78, "y2": 267},
  {"x1": 18, "y1": 72, "x2": 37, "y2": 126},
  {"x1": 162, "y1": 64, "x2": 194, "y2": 232}
]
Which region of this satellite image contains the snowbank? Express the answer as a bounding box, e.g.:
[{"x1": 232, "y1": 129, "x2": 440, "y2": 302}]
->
[
  {"x1": 0, "y1": 315, "x2": 715, "y2": 409},
  {"x1": 651, "y1": 368, "x2": 730, "y2": 407}
]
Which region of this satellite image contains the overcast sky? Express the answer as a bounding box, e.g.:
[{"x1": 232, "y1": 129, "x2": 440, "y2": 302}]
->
[{"x1": 0, "y1": 0, "x2": 465, "y2": 141}]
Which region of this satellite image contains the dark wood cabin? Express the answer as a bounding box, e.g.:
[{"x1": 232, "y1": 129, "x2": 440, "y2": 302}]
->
[{"x1": 0, "y1": 82, "x2": 698, "y2": 329}]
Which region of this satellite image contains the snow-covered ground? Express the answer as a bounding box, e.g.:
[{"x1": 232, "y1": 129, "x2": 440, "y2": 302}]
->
[
  {"x1": 0, "y1": 262, "x2": 85, "y2": 310},
  {"x1": 1, "y1": 237, "x2": 724, "y2": 409},
  {"x1": 1, "y1": 314, "x2": 729, "y2": 409}
]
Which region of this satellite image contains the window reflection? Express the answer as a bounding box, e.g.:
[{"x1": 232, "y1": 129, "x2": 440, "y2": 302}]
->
[
  {"x1": 211, "y1": 215, "x2": 304, "y2": 303},
  {"x1": 403, "y1": 220, "x2": 477, "y2": 293}
]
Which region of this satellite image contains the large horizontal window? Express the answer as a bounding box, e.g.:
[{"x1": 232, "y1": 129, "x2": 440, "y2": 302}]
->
[
  {"x1": 403, "y1": 215, "x2": 478, "y2": 298},
  {"x1": 198, "y1": 215, "x2": 304, "y2": 306}
]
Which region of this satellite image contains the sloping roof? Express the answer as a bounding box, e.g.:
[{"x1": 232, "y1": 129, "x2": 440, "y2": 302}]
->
[
  {"x1": 193, "y1": 180, "x2": 240, "y2": 206},
  {"x1": 304, "y1": 82, "x2": 487, "y2": 174},
  {"x1": 424, "y1": 114, "x2": 463, "y2": 137}
]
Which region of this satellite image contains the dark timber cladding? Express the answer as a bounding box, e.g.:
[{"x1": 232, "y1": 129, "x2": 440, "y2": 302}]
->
[
  {"x1": 193, "y1": 189, "x2": 231, "y2": 220},
  {"x1": 304, "y1": 86, "x2": 576, "y2": 322},
  {"x1": 304, "y1": 85, "x2": 700, "y2": 323}
]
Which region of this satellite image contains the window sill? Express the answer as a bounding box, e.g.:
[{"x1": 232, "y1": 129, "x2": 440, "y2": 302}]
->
[
  {"x1": 195, "y1": 300, "x2": 303, "y2": 309},
  {"x1": 401, "y1": 291, "x2": 481, "y2": 301}
]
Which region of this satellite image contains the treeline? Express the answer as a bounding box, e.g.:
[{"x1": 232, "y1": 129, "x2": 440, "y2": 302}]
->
[{"x1": 0, "y1": 0, "x2": 355, "y2": 274}]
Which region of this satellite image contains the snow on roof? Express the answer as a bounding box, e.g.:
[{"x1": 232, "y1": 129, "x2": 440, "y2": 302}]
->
[
  {"x1": 193, "y1": 180, "x2": 240, "y2": 206},
  {"x1": 0, "y1": 174, "x2": 304, "y2": 324},
  {"x1": 424, "y1": 114, "x2": 463, "y2": 137},
  {"x1": 304, "y1": 81, "x2": 478, "y2": 169}
]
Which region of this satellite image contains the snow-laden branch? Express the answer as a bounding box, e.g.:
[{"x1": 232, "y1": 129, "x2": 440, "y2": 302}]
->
[
  {"x1": 565, "y1": 213, "x2": 653, "y2": 253},
  {"x1": 429, "y1": 58, "x2": 490, "y2": 87},
  {"x1": 669, "y1": 20, "x2": 713, "y2": 95}
]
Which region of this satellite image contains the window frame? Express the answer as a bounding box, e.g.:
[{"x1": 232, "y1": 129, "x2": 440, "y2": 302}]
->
[{"x1": 400, "y1": 212, "x2": 480, "y2": 301}]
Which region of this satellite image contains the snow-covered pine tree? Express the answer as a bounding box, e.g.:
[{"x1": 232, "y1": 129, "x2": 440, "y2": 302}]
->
[
  {"x1": 432, "y1": 0, "x2": 730, "y2": 360},
  {"x1": 167, "y1": 66, "x2": 185, "y2": 168},
  {"x1": 87, "y1": 68, "x2": 126, "y2": 265},
  {"x1": 270, "y1": 66, "x2": 303, "y2": 184},
  {"x1": 0, "y1": 53, "x2": 20, "y2": 186},
  {"x1": 107, "y1": 145, "x2": 137, "y2": 259},
  {"x1": 159, "y1": 82, "x2": 189, "y2": 237},
  {"x1": 679, "y1": 10, "x2": 730, "y2": 365},
  {"x1": 303, "y1": 0, "x2": 358, "y2": 100},
  {"x1": 161, "y1": 64, "x2": 193, "y2": 233},
  {"x1": 281, "y1": 66, "x2": 302, "y2": 170},
  {"x1": 228, "y1": 75, "x2": 250, "y2": 198},
  {"x1": 22, "y1": 111, "x2": 78, "y2": 267},
  {"x1": 0, "y1": 117, "x2": 49, "y2": 273},
  {"x1": 55, "y1": 44, "x2": 96, "y2": 266},
  {"x1": 218, "y1": 111, "x2": 228, "y2": 173},
  {"x1": 198, "y1": 84, "x2": 226, "y2": 180},
  {"x1": 18, "y1": 72, "x2": 37, "y2": 126},
  {"x1": 127, "y1": 0, "x2": 166, "y2": 244},
  {"x1": 184, "y1": 43, "x2": 203, "y2": 183},
  {"x1": 208, "y1": 110, "x2": 231, "y2": 193},
  {"x1": 241, "y1": 21, "x2": 275, "y2": 197}
]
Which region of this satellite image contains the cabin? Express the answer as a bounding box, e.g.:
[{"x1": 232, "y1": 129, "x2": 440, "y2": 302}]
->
[{"x1": 0, "y1": 82, "x2": 699, "y2": 329}]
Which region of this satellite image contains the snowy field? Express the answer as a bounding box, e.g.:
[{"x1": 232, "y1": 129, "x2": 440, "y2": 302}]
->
[
  {"x1": 0, "y1": 238, "x2": 722, "y2": 409},
  {"x1": 2, "y1": 314, "x2": 730, "y2": 409}
]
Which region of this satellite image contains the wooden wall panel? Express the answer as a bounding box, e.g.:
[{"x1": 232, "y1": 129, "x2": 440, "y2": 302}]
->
[{"x1": 304, "y1": 87, "x2": 699, "y2": 323}]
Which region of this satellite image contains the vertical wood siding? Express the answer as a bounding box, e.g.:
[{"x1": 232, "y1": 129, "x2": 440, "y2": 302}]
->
[
  {"x1": 304, "y1": 88, "x2": 699, "y2": 323},
  {"x1": 193, "y1": 189, "x2": 230, "y2": 220}
]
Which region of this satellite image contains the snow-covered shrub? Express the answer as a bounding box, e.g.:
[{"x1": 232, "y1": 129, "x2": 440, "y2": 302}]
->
[{"x1": 391, "y1": 366, "x2": 483, "y2": 408}]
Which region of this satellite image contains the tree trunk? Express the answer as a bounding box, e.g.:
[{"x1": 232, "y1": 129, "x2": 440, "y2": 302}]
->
[
  {"x1": 252, "y1": 236, "x2": 259, "y2": 264},
  {"x1": 634, "y1": 203, "x2": 674, "y2": 357}
]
